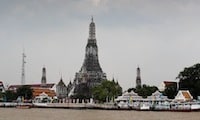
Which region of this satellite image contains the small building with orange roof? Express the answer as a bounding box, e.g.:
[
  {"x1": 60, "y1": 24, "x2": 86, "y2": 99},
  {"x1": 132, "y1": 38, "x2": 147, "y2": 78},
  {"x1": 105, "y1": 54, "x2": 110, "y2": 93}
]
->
[
  {"x1": 174, "y1": 90, "x2": 193, "y2": 102},
  {"x1": 32, "y1": 88, "x2": 56, "y2": 98}
]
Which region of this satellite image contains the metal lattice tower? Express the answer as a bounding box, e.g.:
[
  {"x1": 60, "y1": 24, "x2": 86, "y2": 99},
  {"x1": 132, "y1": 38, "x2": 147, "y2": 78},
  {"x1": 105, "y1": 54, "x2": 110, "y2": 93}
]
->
[{"x1": 21, "y1": 51, "x2": 26, "y2": 85}]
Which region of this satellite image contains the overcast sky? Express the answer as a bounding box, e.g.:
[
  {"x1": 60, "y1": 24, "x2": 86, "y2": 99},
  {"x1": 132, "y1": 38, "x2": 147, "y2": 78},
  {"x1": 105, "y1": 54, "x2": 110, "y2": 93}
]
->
[{"x1": 1, "y1": 0, "x2": 200, "y2": 90}]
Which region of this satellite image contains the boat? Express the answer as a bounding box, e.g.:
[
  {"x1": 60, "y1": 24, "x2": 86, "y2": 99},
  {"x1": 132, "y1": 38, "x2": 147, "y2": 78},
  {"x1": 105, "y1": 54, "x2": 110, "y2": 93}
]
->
[
  {"x1": 117, "y1": 101, "x2": 129, "y2": 109},
  {"x1": 16, "y1": 105, "x2": 31, "y2": 109},
  {"x1": 16, "y1": 103, "x2": 32, "y2": 109},
  {"x1": 32, "y1": 102, "x2": 48, "y2": 107},
  {"x1": 190, "y1": 101, "x2": 200, "y2": 111},
  {"x1": 140, "y1": 103, "x2": 150, "y2": 110},
  {"x1": 169, "y1": 102, "x2": 191, "y2": 112},
  {"x1": 152, "y1": 103, "x2": 170, "y2": 111}
]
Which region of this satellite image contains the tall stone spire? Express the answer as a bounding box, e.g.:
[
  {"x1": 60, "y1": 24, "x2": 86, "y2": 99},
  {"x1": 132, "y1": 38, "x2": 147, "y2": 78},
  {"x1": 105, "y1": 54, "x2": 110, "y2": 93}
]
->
[
  {"x1": 21, "y1": 50, "x2": 26, "y2": 85},
  {"x1": 81, "y1": 17, "x2": 102, "y2": 72},
  {"x1": 70, "y1": 17, "x2": 106, "y2": 98},
  {"x1": 136, "y1": 66, "x2": 141, "y2": 87},
  {"x1": 89, "y1": 16, "x2": 96, "y2": 40},
  {"x1": 41, "y1": 67, "x2": 47, "y2": 86}
]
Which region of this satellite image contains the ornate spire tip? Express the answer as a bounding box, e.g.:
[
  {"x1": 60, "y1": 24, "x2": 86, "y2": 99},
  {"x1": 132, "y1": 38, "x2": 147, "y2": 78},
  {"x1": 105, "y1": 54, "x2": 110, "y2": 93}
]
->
[{"x1": 91, "y1": 16, "x2": 93, "y2": 22}]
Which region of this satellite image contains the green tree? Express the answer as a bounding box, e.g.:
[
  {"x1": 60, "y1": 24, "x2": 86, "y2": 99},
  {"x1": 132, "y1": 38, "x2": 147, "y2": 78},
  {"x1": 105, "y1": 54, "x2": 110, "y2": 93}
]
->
[
  {"x1": 92, "y1": 80, "x2": 122, "y2": 103},
  {"x1": 16, "y1": 86, "x2": 33, "y2": 100},
  {"x1": 177, "y1": 63, "x2": 200, "y2": 99},
  {"x1": 0, "y1": 91, "x2": 3, "y2": 101},
  {"x1": 4, "y1": 90, "x2": 17, "y2": 102},
  {"x1": 163, "y1": 83, "x2": 177, "y2": 99},
  {"x1": 127, "y1": 88, "x2": 136, "y2": 92},
  {"x1": 129, "y1": 84, "x2": 158, "y2": 98}
]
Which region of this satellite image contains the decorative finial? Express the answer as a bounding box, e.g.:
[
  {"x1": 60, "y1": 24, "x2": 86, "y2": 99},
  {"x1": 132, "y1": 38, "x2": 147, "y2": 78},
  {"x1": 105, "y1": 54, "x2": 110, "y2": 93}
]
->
[{"x1": 91, "y1": 15, "x2": 93, "y2": 22}]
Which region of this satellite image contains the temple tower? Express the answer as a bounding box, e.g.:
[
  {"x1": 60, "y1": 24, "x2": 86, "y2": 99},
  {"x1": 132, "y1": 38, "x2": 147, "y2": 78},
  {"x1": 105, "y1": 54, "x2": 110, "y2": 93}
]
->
[
  {"x1": 80, "y1": 17, "x2": 103, "y2": 73},
  {"x1": 70, "y1": 17, "x2": 106, "y2": 98},
  {"x1": 21, "y1": 51, "x2": 26, "y2": 85},
  {"x1": 56, "y1": 77, "x2": 68, "y2": 99},
  {"x1": 41, "y1": 67, "x2": 47, "y2": 86},
  {"x1": 136, "y1": 66, "x2": 141, "y2": 87}
]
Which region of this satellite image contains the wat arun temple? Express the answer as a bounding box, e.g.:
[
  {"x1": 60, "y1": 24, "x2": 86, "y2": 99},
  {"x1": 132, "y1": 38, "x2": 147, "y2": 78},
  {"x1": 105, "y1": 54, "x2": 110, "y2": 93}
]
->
[{"x1": 68, "y1": 18, "x2": 107, "y2": 98}]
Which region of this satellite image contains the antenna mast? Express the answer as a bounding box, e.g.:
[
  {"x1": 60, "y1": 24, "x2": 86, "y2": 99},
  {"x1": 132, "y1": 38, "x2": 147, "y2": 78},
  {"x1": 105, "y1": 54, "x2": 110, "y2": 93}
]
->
[{"x1": 21, "y1": 51, "x2": 26, "y2": 85}]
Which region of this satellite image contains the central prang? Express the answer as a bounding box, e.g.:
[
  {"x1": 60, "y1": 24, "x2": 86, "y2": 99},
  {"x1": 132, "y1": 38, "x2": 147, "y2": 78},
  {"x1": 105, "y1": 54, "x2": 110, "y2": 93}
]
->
[{"x1": 68, "y1": 17, "x2": 107, "y2": 98}]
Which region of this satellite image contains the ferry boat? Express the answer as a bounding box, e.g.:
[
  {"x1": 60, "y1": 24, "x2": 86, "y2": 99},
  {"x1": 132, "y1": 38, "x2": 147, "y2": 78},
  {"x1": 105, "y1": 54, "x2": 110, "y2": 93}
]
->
[{"x1": 191, "y1": 101, "x2": 200, "y2": 111}]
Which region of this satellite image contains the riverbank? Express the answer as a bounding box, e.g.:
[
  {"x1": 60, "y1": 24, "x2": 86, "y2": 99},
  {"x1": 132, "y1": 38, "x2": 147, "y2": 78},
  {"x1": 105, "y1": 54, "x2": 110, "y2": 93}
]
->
[{"x1": 1, "y1": 102, "x2": 200, "y2": 112}]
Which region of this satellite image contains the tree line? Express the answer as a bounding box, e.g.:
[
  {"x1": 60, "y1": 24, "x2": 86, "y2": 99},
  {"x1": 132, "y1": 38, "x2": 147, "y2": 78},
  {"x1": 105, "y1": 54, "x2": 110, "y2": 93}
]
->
[{"x1": 0, "y1": 85, "x2": 32, "y2": 102}]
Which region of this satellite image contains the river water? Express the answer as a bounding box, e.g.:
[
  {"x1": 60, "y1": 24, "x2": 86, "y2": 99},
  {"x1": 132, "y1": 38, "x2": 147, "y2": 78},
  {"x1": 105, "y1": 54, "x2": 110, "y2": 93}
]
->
[{"x1": 0, "y1": 108, "x2": 199, "y2": 120}]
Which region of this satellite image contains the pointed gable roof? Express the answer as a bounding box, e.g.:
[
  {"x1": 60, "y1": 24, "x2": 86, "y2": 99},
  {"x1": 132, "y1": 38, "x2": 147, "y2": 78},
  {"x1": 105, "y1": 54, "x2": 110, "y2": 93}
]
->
[
  {"x1": 147, "y1": 90, "x2": 168, "y2": 100},
  {"x1": 123, "y1": 90, "x2": 139, "y2": 96},
  {"x1": 152, "y1": 90, "x2": 162, "y2": 96},
  {"x1": 57, "y1": 78, "x2": 66, "y2": 87},
  {"x1": 175, "y1": 90, "x2": 193, "y2": 101}
]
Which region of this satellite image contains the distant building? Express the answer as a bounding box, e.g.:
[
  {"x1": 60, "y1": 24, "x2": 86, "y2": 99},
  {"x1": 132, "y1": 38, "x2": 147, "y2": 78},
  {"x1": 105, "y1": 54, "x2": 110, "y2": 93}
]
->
[
  {"x1": 33, "y1": 92, "x2": 55, "y2": 103},
  {"x1": 68, "y1": 17, "x2": 107, "y2": 98},
  {"x1": 174, "y1": 90, "x2": 193, "y2": 102},
  {"x1": 0, "y1": 81, "x2": 5, "y2": 92},
  {"x1": 136, "y1": 66, "x2": 141, "y2": 87},
  {"x1": 115, "y1": 90, "x2": 142, "y2": 102},
  {"x1": 32, "y1": 87, "x2": 56, "y2": 98},
  {"x1": 147, "y1": 90, "x2": 168, "y2": 100},
  {"x1": 159, "y1": 81, "x2": 177, "y2": 91},
  {"x1": 8, "y1": 67, "x2": 56, "y2": 99},
  {"x1": 8, "y1": 83, "x2": 55, "y2": 92},
  {"x1": 56, "y1": 77, "x2": 68, "y2": 99}
]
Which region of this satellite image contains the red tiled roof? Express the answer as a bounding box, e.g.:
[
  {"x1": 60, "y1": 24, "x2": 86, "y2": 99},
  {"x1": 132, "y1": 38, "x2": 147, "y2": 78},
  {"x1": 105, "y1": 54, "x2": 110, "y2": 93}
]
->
[
  {"x1": 182, "y1": 91, "x2": 192, "y2": 100},
  {"x1": 164, "y1": 81, "x2": 177, "y2": 86},
  {"x1": 8, "y1": 83, "x2": 55, "y2": 91}
]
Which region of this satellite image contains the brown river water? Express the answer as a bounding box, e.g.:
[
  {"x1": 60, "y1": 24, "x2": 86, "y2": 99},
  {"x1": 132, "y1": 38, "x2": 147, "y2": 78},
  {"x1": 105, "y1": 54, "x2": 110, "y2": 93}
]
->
[{"x1": 0, "y1": 108, "x2": 199, "y2": 120}]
